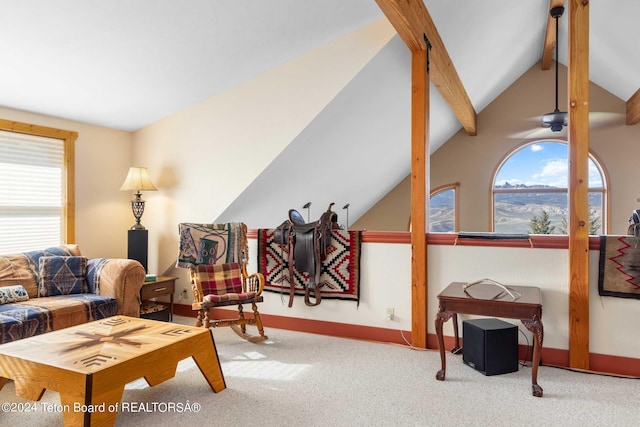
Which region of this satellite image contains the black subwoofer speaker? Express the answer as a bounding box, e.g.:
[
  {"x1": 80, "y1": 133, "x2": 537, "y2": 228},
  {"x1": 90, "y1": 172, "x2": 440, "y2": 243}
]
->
[{"x1": 462, "y1": 318, "x2": 518, "y2": 376}]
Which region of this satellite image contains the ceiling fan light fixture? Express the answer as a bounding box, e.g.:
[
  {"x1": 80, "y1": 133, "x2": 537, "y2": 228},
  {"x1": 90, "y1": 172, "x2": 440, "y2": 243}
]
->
[{"x1": 541, "y1": 109, "x2": 567, "y2": 132}]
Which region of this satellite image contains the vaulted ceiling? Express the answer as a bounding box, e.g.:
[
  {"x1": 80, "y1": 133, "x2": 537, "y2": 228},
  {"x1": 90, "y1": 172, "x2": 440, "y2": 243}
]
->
[{"x1": 1, "y1": 1, "x2": 638, "y2": 226}]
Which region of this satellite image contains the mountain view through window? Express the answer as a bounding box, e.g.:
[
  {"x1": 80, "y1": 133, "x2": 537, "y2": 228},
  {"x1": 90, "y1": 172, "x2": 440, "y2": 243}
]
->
[{"x1": 493, "y1": 141, "x2": 604, "y2": 235}]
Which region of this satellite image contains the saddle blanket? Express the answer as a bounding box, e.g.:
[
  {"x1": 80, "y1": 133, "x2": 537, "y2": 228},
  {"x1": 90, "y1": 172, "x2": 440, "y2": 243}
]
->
[
  {"x1": 257, "y1": 229, "x2": 361, "y2": 304},
  {"x1": 598, "y1": 235, "x2": 640, "y2": 300}
]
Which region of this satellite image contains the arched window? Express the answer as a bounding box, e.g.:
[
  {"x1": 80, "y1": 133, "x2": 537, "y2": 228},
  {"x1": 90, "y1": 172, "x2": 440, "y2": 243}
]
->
[
  {"x1": 429, "y1": 183, "x2": 459, "y2": 232},
  {"x1": 492, "y1": 141, "x2": 607, "y2": 235}
]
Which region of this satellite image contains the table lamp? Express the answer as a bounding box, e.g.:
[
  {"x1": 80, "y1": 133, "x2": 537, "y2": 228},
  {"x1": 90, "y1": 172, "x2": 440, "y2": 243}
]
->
[
  {"x1": 120, "y1": 167, "x2": 157, "y2": 230},
  {"x1": 120, "y1": 167, "x2": 157, "y2": 272}
]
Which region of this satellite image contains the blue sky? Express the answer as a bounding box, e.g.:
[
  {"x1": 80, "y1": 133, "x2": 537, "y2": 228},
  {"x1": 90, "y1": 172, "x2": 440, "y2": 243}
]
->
[{"x1": 495, "y1": 141, "x2": 603, "y2": 188}]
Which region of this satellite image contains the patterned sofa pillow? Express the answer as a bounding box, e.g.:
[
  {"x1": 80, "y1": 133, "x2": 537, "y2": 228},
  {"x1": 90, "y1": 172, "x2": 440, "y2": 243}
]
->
[
  {"x1": 0, "y1": 285, "x2": 29, "y2": 304},
  {"x1": 39, "y1": 256, "x2": 89, "y2": 297}
]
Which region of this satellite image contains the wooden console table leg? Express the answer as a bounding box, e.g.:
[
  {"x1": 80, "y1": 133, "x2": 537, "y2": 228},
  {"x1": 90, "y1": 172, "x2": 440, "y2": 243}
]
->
[
  {"x1": 435, "y1": 309, "x2": 454, "y2": 381},
  {"x1": 522, "y1": 315, "x2": 544, "y2": 397},
  {"x1": 451, "y1": 313, "x2": 461, "y2": 353}
]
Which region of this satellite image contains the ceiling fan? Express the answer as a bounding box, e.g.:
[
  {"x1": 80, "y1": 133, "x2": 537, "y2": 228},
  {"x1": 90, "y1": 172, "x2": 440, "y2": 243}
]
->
[
  {"x1": 541, "y1": 5, "x2": 567, "y2": 132},
  {"x1": 507, "y1": 6, "x2": 625, "y2": 140}
]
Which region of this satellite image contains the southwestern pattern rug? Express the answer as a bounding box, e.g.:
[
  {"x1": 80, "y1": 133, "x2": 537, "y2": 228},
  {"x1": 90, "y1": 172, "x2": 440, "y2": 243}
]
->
[
  {"x1": 598, "y1": 235, "x2": 640, "y2": 299},
  {"x1": 257, "y1": 229, "x2": 361, "y2": 304}
]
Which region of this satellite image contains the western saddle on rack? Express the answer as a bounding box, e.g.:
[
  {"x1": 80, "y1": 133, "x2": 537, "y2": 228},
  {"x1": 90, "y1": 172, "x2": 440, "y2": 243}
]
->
[
  {"x1": 176, "y1": 222, "x2": 267, "y2": 342},
  {"x1": 274, "y1": 203, "x2": 339, "y2": 307}
]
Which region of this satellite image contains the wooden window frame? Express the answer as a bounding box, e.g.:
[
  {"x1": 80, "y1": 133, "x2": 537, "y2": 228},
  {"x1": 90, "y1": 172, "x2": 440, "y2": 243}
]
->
[
  {"x1": 490, "y1": 141, "x2": 609, "y2": 234},
  {"x1": 429, "y1": 182, "x2": 460, "y2": 232},
  {"x1": 0, "y1": 118, "x2": 78, "y2": 244}
]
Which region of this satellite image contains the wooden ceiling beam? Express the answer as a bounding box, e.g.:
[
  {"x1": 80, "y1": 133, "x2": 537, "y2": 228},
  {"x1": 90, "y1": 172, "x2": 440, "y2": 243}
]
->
[
  {"x1": 375, "y1": 0, "x2": 477, "y2": 136},
  {"x1": 626, "y1": 89, "x2": 640, "y2": 125},
  {"x1": 541, "y1": 0, "x2": 566, "y2": 70}
]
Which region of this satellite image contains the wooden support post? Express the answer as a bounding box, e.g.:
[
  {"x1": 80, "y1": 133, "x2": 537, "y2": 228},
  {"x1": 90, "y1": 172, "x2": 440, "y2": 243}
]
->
[
  {"x1": 567, "y1": 0, "x2": 590, "y2": 369},
  {"x1": 410, "y1": 46, "x2": 429, "y2": 348}
]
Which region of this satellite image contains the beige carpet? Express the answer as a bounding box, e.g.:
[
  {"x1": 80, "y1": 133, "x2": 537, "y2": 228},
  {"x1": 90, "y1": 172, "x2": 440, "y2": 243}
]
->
[{"x1": 1, "y1": 316, "x2": 639, "y2": 426}]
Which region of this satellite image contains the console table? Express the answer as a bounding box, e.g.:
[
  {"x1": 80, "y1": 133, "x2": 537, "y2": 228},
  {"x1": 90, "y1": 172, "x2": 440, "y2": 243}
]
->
[{"x1": 435, "y1": 281, "x2": 544, "y2": 397}]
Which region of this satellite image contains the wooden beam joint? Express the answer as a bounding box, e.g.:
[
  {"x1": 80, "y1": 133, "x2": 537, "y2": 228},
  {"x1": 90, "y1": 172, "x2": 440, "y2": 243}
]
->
[
  {"x1": 626, "y1": 88, "x2": 640, "y2": 125},
  {"x1": 423, "y1": 34, "x2": 432, "y2": 72},
  {"x1": 376, "y1": 0, "x2": 477, "y2": 136},
  {"x1": 542, "y1": 0, "x2": 566, "y2": 70}
]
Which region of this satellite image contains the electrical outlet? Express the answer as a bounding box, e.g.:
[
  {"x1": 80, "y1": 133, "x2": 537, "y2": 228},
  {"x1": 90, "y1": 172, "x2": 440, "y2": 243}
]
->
[
  {"x1": 181, "y1": 289, "x2": 188, "y2": 298},
  {"x1": 385, "y1": 307, "x2": 394, "y2": 321}
]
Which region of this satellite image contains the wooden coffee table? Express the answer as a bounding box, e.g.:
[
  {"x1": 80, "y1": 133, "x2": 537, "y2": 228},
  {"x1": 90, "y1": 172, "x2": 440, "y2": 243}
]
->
[
  {"x1": 435, "y1": 282, "x2": 544, "y2": 397},
  {"x1": 0, "y1": 316, "x2": 226, "y2": 426}
]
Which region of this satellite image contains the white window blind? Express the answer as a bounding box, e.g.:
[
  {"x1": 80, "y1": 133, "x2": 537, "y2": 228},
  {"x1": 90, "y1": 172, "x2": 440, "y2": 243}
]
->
[{"x1": 0, "y1": 130, "x2": 64, "y2": 253}]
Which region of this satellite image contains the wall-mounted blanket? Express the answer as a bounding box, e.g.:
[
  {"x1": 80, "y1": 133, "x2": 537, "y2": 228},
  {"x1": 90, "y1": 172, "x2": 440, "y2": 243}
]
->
[
  {"x1": 176, "y1": 222, "x2": 247, "y2": 269},
  {"x1": 257, "y1": 229, "x2": 361, "y2": 304},
  {"x1": 598, "y1": 235, "x2": 640, "y2": 300}
]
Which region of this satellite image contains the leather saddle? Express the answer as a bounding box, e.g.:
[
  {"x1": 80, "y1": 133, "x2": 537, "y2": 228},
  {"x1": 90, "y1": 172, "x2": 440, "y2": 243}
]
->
[{"x1": 274, "y1": 203, "x2": 338, "y2": 307}]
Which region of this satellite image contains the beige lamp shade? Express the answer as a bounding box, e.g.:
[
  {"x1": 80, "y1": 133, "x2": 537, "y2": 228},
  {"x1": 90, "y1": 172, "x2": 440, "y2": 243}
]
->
[{"x1": 120, "y1": 167, "x2": 158, "y2": 192}]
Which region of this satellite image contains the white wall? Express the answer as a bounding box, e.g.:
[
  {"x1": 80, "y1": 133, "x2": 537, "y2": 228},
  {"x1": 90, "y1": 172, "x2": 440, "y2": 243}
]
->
[
  {"x1": 588, "y1": 251, "x2": 640, "y2": 359},
  {"x1": 132, "y1": 20, "x2": 397, "y2": 277},
  {"x1": 250, "y1": 239, "x2": 412, "y2": 329},
  {"x1": 427, "y1": 244, "x2": 570, "y2": 350},
  {"x1": 248, "y1": 237, "x2": 640, "y2": 359}
]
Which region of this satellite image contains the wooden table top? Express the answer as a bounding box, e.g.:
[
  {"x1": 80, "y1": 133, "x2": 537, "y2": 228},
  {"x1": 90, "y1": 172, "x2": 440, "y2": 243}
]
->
[
  {"x1": 438, "y1": 282, "x2": 542, "y2": 305},
  {"x1": 0, "y1": 316, "x2": 209, "y2": 374}
]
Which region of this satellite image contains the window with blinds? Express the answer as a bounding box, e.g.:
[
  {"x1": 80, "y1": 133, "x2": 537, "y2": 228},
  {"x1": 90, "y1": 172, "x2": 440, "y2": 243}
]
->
[{"x1": 0, "y1": 123, "x2": 76, "y2": 254}]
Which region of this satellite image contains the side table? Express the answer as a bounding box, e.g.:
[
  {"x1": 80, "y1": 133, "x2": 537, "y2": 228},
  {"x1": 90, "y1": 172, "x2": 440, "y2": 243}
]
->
[
  {"x1": 140, "y1": 276, "x2": 177, "y2": 321},
  {"x1": 435, "y1": 281, "x2": 544, "y2": 397}
]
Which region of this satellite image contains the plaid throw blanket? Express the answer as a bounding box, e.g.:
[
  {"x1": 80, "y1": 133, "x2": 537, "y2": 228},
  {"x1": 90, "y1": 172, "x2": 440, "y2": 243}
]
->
[
  {"x1": 257, "y1": 228, "x2": 361, "y2": 304},
  {"x1": 176, "y1": 222, "x2": 247, "y2": 268}
]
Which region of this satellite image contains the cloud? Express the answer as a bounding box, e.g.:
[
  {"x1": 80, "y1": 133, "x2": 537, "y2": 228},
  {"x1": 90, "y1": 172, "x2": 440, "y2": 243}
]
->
[
  {"x1": 530, "y1": 144, "x2": 543, "y2": 152},
  {"x1": 532, "y1": 158, "x2": 568, "y2": 187}
]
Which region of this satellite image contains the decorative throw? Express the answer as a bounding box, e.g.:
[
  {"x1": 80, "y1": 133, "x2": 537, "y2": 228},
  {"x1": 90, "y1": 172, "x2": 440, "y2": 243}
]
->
[
  {"x1": 598, "y1": 235, "x2": 640, "y2": 299},
  {"x1": 257, "y1": 229, "x2": 361, "y2": 304},
  {"x1": 87, "y1": 258, "x2": 109, "y2": 294},
  {"x1": 176, "y1": 222, "x2": 247, "y2": 268},
  {"x1": 38, "y1": 256, "x2": 89, "y2": 296},
  {"x1": 0, "y1": 285, "x2": 29, "y2": 304}
]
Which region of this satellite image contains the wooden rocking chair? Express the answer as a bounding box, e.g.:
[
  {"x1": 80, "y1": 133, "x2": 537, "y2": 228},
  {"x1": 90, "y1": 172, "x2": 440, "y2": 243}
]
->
[
  {"x1": 190, "y1": 261, "x2": 268, "y2": 343},
  {"x1": 177, "y1": 221, "x2": 268, "y2": 343}
]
